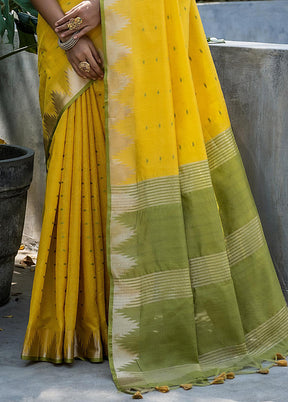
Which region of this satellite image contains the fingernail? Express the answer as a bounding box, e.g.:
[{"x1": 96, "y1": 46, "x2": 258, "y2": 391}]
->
[
  {"x1": 55, "y1": 28, "x2": 59, "y2": 32},
  {"x1": 73, "y1": 35, "x2": 78, "y2": 39}
]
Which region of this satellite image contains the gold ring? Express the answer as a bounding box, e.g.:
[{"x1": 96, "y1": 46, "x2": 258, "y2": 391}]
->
[
  {"x1": 79, "y1": 61, "x2": 91, "y2": 73},
  {"x1": 67, "y1": 17, "x2": 83, "y2": 31}
]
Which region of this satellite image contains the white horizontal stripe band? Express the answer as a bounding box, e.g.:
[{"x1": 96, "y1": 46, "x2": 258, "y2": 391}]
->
[
  {"x1": 226, "y1": 217, "x2": 265, "y2": 266},
  {"x1": 189, "y1": 251, "x2": 231, "y2": 287},
  {"x1": 206, "y1": 127, "x2": 238, "y2": 170},
  {"x1": 111, "y1": 176, "x2": 181, "y2": 212},
  {"x1": 245, "y1": 306, "x2": 288, "y2": 355},
  {"x1": 114, "y1": 269, "x2": 192, "y2": 309},
  {"x1": 199, "y1": 343, "x2": 247, "y2": 366},
  {"x1": 179, "y1": 160, "x2": 212, "y2": 194},
  {"x1": 111, "y1": 159, "x2": 214, "y2": 213}
]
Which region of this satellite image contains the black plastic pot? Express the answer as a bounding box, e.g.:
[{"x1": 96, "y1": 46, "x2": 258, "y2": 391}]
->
[{"x1": 0, "y1": 145, "x2": 34, "y2": 306}]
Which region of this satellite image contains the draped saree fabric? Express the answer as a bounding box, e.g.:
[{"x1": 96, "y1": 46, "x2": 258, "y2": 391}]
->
[
  {"x1": 22, "y1": 0, "x2": 288, "y2": 394},
  {"x1": 22, "y1": 0, "x2": 109, "y2": 362}
]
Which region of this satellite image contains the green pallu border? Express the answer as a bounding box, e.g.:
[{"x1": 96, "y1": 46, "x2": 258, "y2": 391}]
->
[
  {"x1": 99, "y1": 0, "x2": 119, "y2": 394},
  {"x1": 99, "y1": 1, "x2": 288, "y2": 395},
  {"x1": 46, "y1": 80, "x2": 94, "y2": 160}
]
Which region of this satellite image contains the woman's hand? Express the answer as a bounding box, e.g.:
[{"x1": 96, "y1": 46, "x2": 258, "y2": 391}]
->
[
  {"x1": 55, "y1": 0, "x2": 101, "y2": 40},
  {"x1": 65, "y1": 35, "x2": 103, "y2": 81}
]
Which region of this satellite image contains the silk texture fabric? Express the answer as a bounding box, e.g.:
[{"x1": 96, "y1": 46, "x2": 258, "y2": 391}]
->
[{"x1": 22, "y1": 0, "x2": 288, "y2": 394}]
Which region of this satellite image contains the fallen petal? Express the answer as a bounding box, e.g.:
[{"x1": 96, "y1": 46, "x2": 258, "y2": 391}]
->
[
  {"x1": 211, "y1": 377, "x2": 225, "y2": 385},
  {"x1": 3, "y1": 315, "x2": 13, "y2": 318},
  {"x1": 275, "y1": 360, "x2": 288, "y2": 367},
  {"x1": 275, "y1": 353, "x2": 285, "y2": 361},
  {"x1": 132, "y1": 391, "x2": 143, "y2": 399},
  {"x1": 257, "y1": 368, "x2": 269, "y2": 374},
  {"x1": 155, "y1": 386, "x2": 170, "y2": 393},
  {"x1": 180, "y1": 384, "x2": 193, "y2": 390}
]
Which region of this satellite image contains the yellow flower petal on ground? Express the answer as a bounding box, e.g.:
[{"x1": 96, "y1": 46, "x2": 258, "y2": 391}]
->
[
  {"x1": 180, "y1": 384, "x2": 193, "y2": 390},
  {"x1": 275, "y1": 360, "x2": 288, "y2": 367},
  {"x1": 257, "y1": 368, "x2": 269, "y2": 374},
  {"x1": 275, "y1": 353, "x2": 286, "y2": 360},
  {"x1": 132, "y1": 391, "x2": 143, "y2": 399},
  {"x1": 211, "y1": 375, "x2": 225, "y2": 385},
  {"x1": 155, "y1": 386, "x2": 170, "y2": 393}
]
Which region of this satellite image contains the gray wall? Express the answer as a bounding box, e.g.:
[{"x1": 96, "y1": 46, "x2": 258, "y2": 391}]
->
[
  {"x1": 0, "y1": 43, "x2": 46, "y2": 245},
  {"x1": 211, "y1": 41, "x2": 288, "y2": 299},
  {"x1": 199, "y1": 1, "x2": 288, "y2": 44}
]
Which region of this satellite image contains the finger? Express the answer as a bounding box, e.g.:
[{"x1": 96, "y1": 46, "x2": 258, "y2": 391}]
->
[
  {"x1": 80, "y1": 56, "x2": 99, "y2": 80},
  {"x1": 88, "y1": 56, "x2": 104, "y2": 80},
  {"x1": 90, "y1": 45, "x2": 104, "y2": 71},
  {"x1": 75, "y1": 62, "x2": 96, "y2": 81},
  {"x1": 72, "y1": 25, "x2": 91, "y2": 40},
  {"x1": 55, "y1": 22, "x2": 73, "y2": 33},
  {"x1": 85, "y1": 63, "x2": 98, "y2": 80},
  {"x1": 58, "y1": 26, "x2": 86, "y2": 39},
  {"x1": 55, "y1": 9, "x2": 79, "y2": 27},
  {"x1": 76, "y1": 55, "x2": 98, "y2": 80},
  {"x1": 71, "y1": 62, "x2": 87, "y2": 80}
]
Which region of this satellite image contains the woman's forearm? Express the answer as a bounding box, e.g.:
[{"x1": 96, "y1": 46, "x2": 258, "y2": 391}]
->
[{"x1": 30, "y1": 0, "x2": 65, "y2": 35}]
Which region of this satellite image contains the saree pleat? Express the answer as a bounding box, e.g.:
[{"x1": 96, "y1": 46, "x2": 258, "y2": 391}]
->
[
  {"x1": 22, "y1": 82, "x2": 108, "y2": 362},
  {"x1": 22, "y1": 0, "x2": 288, "y2": 395}
]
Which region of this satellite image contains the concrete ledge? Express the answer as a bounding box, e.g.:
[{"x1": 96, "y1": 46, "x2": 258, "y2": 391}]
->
[
  {"x1": 199, "y1": 1, "x2": 288, "y2": 44},
  {"x1": 210, "y1": 41, "x2": 288, "y2": 298}
]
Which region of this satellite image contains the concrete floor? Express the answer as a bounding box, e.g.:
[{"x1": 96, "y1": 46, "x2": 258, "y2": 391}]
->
[{"x1": 1, "y1": 265, "x2": 288, "y2": 402}]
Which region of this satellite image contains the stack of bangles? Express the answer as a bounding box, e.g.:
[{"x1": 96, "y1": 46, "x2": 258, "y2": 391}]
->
[
  {"x1": 57, "y1": 16, "x2": 83, "y2": 51},
  {"x1": 58, "y1": 31, "x2": 80, "y2": 51}
]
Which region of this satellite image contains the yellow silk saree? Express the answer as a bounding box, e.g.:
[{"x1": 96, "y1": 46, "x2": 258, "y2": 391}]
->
[{"x1": 22, "y1": 0, "x2": 288, "y2": 394}]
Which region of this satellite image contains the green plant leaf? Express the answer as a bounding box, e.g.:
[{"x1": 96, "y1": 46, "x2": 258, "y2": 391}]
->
[
  {"x1": 15, "y1": 18, "x2": 37, "y2": 53},
  {"x1": 2, "y1": 0, "x2": 15, "y2": 45},
  {"x1": 4, "y1": 14, "x2": 14, "y2": 44},
  {"x1": 0, "y1": 9, "x2": 6, "y2": 37},
  {"x1": 0, "y1": 0, "x2": 38, "y2": 53},
  {"x1": 16, "y1": 11, "x2": 37, "y2": 34},
  {"x1": 3, "y1": 0, "x2": 10, "y2": 18},
  {"x1": 13, "y1": 0, "x2": 37, "y2": 17}
]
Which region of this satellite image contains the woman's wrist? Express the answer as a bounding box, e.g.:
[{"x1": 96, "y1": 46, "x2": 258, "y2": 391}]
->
[
  {"x1": 57, "y1": 32, "x2": 73, "y2": 43},
  {"x1": 58, "y1": 32, "x2": 79, "y2": 51}
]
